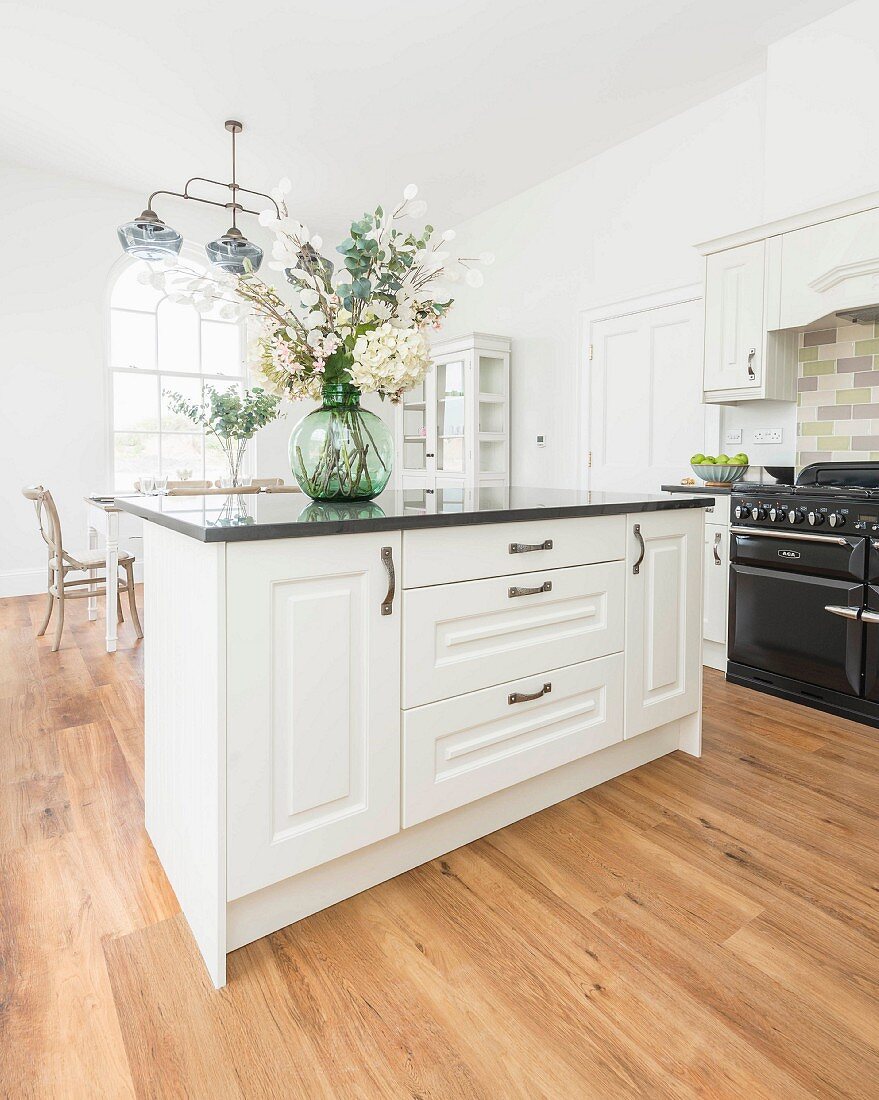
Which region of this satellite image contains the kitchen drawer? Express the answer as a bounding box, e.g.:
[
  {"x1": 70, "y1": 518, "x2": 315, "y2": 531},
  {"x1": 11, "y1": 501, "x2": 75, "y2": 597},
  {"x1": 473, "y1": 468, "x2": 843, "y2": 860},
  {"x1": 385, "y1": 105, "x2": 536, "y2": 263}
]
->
[
  {"x1": 402, "y1": 514, "x2": 625, "y2": 588},
  {"x1": 402, "y1": 653, "x2": 624, "y2": 827},
  {"x1": 403, "y1": 560, "x2": 624, "y2": 708}
]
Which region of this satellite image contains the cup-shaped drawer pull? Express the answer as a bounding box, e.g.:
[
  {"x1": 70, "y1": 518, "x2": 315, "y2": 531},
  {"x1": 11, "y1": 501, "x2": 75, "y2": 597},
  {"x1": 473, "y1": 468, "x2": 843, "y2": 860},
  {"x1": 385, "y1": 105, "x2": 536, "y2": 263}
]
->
[
  {"x1": 509, "y1": 539, "x2": 553, "y2": 554},
  {"x1": 508, "y1": 580, "x2": 552, "y2": 598},
  {"x1": 509, "y1": 682, "x2": 552, "y2": 705}
]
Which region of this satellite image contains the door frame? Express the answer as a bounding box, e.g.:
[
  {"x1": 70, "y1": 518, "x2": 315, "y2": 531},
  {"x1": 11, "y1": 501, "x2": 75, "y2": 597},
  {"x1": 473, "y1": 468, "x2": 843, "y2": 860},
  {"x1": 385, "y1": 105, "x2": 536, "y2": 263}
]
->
[{"x1": 576, "y1": 283, "x2": 718, "y2": 491}]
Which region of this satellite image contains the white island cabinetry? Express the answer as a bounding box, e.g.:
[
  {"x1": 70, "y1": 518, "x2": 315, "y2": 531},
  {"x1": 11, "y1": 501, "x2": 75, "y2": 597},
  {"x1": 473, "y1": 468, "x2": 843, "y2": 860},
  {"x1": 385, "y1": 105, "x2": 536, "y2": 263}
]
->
[{"x1": 137, "y1": 495, "x2": 706, "y2": 987}]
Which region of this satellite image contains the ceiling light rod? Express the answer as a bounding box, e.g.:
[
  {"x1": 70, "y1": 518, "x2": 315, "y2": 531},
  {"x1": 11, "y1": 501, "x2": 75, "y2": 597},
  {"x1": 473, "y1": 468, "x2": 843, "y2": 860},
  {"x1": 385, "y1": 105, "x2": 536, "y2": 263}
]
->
[{"x1": 117, "y1": 120, "x2": 279, "y2": 273}]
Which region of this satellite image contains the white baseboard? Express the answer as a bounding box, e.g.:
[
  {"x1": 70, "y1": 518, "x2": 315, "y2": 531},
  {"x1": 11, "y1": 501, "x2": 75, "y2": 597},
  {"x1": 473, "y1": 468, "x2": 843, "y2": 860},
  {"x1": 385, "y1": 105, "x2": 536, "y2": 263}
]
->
[
  {"x1": 703, "y1": 638, "x2": 727, "y2": 672},
  {"x1": 0, "y1": 561, "x2": 144, "y2": 600}
]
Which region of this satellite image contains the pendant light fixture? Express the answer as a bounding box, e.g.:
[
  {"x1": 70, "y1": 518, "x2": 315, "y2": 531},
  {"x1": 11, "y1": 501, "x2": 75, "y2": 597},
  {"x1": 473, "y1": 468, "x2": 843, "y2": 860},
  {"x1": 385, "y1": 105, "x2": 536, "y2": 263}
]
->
[{"x1": 117, "y1": 120, "x2": 279, "y2": 273}]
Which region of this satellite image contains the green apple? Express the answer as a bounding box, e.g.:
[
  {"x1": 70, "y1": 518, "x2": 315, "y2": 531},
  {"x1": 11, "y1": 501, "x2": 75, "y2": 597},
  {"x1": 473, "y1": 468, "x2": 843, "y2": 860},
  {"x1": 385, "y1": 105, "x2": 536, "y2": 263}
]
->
[
  {"x1": 702, "y1": 456, "x2": 716, "y2": 464},
  {"x1": 690, "y1": 453, "x2": 706, "y2": 464},
  {"x1": 715, "y1": 454, "x2": 730, "y2": 464}
]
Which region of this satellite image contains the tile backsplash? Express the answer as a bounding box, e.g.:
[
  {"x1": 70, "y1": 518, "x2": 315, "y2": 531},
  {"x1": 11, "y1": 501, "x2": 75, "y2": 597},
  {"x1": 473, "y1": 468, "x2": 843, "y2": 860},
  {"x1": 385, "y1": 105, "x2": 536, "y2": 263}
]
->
[{"x1": 797, "y1": 323, "x2": 879, "y2": 466}]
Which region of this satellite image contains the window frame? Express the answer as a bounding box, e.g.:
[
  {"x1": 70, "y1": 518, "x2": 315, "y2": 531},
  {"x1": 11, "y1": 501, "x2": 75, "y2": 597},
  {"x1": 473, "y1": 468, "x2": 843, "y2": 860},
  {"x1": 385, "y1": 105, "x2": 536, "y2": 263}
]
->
[{"x1": 107, "y1": 257, "x2": 250, "y2": 491}]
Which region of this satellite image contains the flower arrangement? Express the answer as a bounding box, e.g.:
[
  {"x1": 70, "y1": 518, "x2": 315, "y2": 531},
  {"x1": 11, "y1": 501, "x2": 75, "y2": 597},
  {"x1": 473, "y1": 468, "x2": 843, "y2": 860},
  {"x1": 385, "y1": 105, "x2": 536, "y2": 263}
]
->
[
  {"x1": 145, "y1": 182, "x2": 491, "y2": 499},
  {"x1": 164, "y1": 384, "x2": 282, "y2": 487}
]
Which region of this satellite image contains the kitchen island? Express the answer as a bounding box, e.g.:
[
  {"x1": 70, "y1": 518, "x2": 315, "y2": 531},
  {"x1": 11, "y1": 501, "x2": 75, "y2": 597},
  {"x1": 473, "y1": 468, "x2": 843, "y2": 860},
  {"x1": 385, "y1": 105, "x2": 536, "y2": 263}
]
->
[{"x1": 119, "y1": 487, "x2": 713, "y2": 986}]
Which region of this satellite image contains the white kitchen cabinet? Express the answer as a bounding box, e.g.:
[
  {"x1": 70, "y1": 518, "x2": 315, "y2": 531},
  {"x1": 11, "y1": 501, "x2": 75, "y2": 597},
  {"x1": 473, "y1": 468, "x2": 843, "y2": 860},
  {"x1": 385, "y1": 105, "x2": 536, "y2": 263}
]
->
[
  {"x1": 702, "y1": 237, "x2": 797, "y2": 404},
  {"x1": 703, "y1": 521, "x2": 729, "y2": 660},
  {"x1": 780, "y1": 206, "x2": 879, "y2": 329},
  {"x1": 625, "y1": 508, "x2": 702, "y2": 738},
  {"x1": 395, "y1": 332, "x2": 510, "y2": 493},
  {"x1": 224, "y1": 532, "x2": 402, "y2": 900}
]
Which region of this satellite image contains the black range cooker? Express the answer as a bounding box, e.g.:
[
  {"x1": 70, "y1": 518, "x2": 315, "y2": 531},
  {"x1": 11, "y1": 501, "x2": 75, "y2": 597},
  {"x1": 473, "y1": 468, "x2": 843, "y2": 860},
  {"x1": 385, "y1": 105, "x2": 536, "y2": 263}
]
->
[{"x1": 728, "y1": 461, "x2": 879, "y2": 727}]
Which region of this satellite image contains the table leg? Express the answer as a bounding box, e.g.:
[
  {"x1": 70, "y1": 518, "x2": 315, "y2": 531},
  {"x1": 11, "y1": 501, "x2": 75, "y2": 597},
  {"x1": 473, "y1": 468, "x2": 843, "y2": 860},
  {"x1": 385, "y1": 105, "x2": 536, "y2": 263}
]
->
[
  {"x1": 87, "y1": 523, "x2": 98, "y2": 621},
  {"x1": 105, "y1": 512, "x2": 119, "y2": 653}
]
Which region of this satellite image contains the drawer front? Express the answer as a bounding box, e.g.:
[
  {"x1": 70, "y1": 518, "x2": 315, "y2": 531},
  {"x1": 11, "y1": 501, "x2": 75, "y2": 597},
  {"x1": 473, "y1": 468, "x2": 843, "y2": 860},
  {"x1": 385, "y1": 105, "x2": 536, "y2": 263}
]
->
[
  {"x1": 402, "y1": 514, "x2": 626, "y2": 588},
  {"x1": 403, "y1": 561, "x2": 625, "y2": 708},
  {"x1": 403, "y1": 653, "x2": 624, "y2": 827}
]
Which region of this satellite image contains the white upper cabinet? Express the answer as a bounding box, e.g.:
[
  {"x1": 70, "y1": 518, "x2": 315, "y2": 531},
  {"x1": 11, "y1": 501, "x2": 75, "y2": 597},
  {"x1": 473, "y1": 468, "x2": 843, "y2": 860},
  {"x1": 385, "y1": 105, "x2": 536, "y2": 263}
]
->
[
  {"x1": 779, "y1": 207, "x2": 879, "y2": 329},
  {"x1": 702, "y1": 238, "x2": 798, "y2": 404},
  {"x1": 703, "y1": 240, "x2": 766, "y2": 398}
]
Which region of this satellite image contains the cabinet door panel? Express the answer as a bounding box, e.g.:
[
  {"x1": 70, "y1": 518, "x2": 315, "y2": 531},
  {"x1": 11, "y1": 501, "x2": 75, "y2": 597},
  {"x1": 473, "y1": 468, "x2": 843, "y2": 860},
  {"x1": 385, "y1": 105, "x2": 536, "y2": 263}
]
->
[
  {"x1": 403, "y1": 561, "x2": 625, "y2": 707},
  {"x1": 403, "y1": 654, "x2": 624, "y2": 827},
  {"x1": 703, "y1": 522, "x2": 729, "y2": 644},
  {"x1": 625, "y1": 510, "x2": 702, "y2": 738},
  {"x1": 704, "y1": 241, "x2": 765, "y2": 395},
  {"x1": 226, "y1": 533, "x2": 401, "y2": 900}
]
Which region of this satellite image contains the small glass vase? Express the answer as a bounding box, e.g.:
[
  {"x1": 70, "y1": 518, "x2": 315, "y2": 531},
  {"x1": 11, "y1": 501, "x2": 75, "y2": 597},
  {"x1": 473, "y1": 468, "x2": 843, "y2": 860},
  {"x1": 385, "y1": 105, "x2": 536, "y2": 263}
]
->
[{"x1": 289, "y1": 383, "x2": 394, "y2": 502}]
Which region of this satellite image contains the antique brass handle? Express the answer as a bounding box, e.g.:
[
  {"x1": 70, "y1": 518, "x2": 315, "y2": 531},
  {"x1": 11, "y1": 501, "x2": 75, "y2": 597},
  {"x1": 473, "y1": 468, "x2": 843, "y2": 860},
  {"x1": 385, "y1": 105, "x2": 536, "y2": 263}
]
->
[
  {"x1": 508, "y1": 581, "x2": 552, "y2": 598},
  {"x1": 509, "y1": 682, "x2": 552, "y2": 705},
  {"x1": 381, "y1": 546, "x2": 395, "y2": 615},
  {"x1": 509, "y1": 539, "x2": 553, "y2": 554}
]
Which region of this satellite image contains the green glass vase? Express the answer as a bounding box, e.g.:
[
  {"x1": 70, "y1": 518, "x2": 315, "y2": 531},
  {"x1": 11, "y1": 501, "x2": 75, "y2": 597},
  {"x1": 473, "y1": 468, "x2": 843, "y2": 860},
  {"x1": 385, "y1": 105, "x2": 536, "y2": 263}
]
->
[{"x1": 289, "y1": 383, "x2": 394, "y2": 501}]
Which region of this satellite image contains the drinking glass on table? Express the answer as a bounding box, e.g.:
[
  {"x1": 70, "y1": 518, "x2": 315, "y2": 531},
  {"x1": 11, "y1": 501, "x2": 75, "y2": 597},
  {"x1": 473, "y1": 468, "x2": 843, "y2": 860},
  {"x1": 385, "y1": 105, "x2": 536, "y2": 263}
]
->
[
  {"x1": 140, "y1": 476, "x2": 155, "y2": 495},
  {"x1": 155, "y1": 474, "x2": 169, "y2": 494}
]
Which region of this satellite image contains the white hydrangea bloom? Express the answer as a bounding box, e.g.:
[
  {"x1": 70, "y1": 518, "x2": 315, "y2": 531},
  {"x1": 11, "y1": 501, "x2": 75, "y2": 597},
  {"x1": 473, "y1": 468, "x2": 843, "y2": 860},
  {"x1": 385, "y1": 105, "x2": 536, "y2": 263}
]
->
[{"x1": 349, "y1": 323, "x2": 432, "y2": 395}]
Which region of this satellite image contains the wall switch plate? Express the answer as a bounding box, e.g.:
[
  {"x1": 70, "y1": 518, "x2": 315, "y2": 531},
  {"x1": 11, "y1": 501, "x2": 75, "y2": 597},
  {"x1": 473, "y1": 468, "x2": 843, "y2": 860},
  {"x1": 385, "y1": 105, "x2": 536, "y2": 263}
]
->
[
  {"x1": 751, "y1": 429, "x2": 783, "y2": 444},
  {"x1": 536, "y1": 435, "x2": 546, "y2": 447},
  {"x1": 724, "y1": 428, "x2": 743, "y2": 445}
]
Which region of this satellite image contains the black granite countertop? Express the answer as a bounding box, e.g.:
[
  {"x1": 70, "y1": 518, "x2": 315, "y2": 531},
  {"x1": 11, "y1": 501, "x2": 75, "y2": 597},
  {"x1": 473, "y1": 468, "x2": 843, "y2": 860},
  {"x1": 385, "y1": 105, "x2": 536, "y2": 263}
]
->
[
  {"x1": 661, "y1": 483, "x2": 734, "y2": 496},
  {"x1": 115, "y1": 487, "x2": 715, "y2": 542}
]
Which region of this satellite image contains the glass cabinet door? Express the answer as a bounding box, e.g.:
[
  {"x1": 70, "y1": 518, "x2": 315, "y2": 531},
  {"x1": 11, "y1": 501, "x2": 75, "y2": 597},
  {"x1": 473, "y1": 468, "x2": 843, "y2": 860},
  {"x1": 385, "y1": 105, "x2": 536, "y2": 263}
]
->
[
  {"x1": 435, "y1": 358, "x2": 466, "y2": 475},
  {"x1": 400, "y1": 378, "x2": 429, "y2": 473}
]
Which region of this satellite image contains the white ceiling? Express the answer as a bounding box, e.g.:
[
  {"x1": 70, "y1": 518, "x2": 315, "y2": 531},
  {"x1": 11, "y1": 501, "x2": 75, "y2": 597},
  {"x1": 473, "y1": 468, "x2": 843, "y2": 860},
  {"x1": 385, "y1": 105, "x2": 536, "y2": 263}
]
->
[{"x1": 0, "y1": 0, "x2": 848, "y2": 236}]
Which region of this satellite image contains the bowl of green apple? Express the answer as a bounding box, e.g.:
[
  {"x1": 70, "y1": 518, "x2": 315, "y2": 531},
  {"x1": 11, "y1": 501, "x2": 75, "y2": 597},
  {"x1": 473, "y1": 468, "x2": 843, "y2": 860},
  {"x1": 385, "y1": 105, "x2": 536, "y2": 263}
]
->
[{"x1": 690, "y1": 453, "x2": 750, "y2": 485}]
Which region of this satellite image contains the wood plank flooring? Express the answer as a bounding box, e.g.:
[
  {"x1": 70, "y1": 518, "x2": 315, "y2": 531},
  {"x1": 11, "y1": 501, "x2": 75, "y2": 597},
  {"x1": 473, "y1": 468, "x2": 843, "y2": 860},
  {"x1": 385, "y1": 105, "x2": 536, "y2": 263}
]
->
[{"x1": 1, "y1": 590, "x2": 878, "y2": 1098}]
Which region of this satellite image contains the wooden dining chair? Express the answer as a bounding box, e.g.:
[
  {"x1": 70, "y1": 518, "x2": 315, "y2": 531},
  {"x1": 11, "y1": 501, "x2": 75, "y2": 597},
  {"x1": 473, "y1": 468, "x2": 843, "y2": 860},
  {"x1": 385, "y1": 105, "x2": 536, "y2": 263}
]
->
[
  {"x1": 22, "y1": 485, "x2": 143, "y2": 652},
  {"x1": 134, "y1": 479, "x2": 212, "y2": 492}
]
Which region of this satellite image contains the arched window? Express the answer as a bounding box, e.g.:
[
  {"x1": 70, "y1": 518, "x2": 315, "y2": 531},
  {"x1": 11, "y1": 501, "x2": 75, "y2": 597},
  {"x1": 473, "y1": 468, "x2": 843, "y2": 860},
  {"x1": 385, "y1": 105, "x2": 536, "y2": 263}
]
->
[{"x1": 108, "y1": 260, "x2": 248, "y2": 489}]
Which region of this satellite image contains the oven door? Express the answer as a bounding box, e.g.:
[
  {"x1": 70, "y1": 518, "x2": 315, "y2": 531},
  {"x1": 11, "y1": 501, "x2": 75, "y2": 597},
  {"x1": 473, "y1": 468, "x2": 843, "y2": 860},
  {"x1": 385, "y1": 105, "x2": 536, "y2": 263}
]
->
[
  {"x1": 863, "y1": 539, "x2": 879, "y2": 700},
  {"x1": 729, "y1": 527, "x2": 865, "y2": 695}
]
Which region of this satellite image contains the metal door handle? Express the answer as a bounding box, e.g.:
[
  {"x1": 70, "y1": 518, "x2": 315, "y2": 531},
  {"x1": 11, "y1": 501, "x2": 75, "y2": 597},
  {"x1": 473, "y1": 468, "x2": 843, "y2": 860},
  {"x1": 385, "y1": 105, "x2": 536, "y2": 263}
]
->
[
  {"x1": 730, "y1": 526, "x2": 849, "y2": 546},
  {"x1": 713, "y1": 530, "x2": 722, "y2": 565},
  {"x1": 747, "y1": 348, "x2": 756, "y2": 380},
  {"x1": 825, "y1": 604, "x2": 860, "y2": 621},
  {"x1": 862, "y1": 610, "x2": 879, "y2": 624},
  {"x1": 509, "y1": 682, "x2": 552, "y2": 705},
  {"x1": 509, "y1": 581, "x2": 552, "y2": 598},
  {"x1": 380, "y1": 546, "x2": 395, "y2": 615},
  {"x1": 509, "y1": 539, "x2": 553, "y2": 554},
  {"x1": 633, "y1": 523, "x2": 645, "y2": 574},
  {"x1": 426, "y1": 452, "x2": 435, "y2": 458}
]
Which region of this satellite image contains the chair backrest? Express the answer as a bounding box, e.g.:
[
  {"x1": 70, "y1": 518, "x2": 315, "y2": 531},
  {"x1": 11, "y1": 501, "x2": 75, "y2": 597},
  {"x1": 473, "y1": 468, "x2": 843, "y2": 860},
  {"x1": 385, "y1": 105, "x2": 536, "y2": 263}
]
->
[{"x1": 22, "y1": 485, "x2": 63, "y2": 562}]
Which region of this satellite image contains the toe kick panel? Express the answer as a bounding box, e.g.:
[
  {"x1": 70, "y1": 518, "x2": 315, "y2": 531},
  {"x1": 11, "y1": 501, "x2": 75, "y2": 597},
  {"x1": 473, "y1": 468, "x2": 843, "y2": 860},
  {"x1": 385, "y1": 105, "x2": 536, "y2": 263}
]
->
[
  {"x1": 402, "y1": 653, "x2": 624, "y2": 827},
  {"x1": 403, "y1": 561, "x2": 624, "y2": 708}
]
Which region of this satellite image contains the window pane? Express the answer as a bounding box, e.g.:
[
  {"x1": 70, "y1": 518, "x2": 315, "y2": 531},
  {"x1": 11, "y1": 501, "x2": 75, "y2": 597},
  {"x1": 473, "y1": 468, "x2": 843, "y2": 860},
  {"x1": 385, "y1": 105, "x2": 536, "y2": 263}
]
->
[
  {"x1": 161, "y1": 433, "x2": 204, "y2": 480},
  {"x1": 114, "y1": 432, "x2": 159, "y2": 490},
  {"x1": 111, "y1": 310, "x2": 155, "y2": 370},
  {"x1": 110, "y1": 262, "x2": 163, "y2": 310},
  {"x1": 201, "y1": 320, "x2": 242, "y2": 376},
  {"x1": 157, "y1": 299, "x2": 200, "y2": 374},
  {"x1": 113, "y1": 372, "x2": 158, "y2": 430},
  {"x1": 205, "y1": 434, "x2": 230, "y2": 483},
  {"x1": 161, "y1": 375, "x2": 203, "y2": 431}
]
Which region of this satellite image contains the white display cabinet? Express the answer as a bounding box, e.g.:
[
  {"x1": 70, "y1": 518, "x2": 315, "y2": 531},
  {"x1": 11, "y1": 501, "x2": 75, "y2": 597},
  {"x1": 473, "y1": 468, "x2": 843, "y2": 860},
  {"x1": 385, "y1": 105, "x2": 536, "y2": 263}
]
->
[{"x1": 395, "y1": 333, "x2": 510, "y2": 503}]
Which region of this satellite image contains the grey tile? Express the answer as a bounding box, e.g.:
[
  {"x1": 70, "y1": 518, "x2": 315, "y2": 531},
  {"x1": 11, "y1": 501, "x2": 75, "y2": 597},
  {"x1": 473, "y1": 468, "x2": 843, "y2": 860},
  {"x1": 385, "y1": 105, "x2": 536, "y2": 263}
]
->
[
  {"x1": 853, "y1": 371, "x2": 879, "y2": 387},
  {"x1": 797, "y1": 376, "x2": 819, "y2": 391},
  {"x1": 803, "y1": 328, "x2": 837, "y2": 347},
  {"x1": 797, "y1": 450, "x2": 831, "y2": 465},
  {"x1": 819, "y1": 405, "x2": 850, "y2": 419},
  {"x1": 852, "y1": 436, "x2": 879, "y2": 450},
  {"x1": 837, "y1": 355, "x2": 873, "y2": 372},
  {"x1": 859, "y1": 404, "x2": 879, "y2": 418}
]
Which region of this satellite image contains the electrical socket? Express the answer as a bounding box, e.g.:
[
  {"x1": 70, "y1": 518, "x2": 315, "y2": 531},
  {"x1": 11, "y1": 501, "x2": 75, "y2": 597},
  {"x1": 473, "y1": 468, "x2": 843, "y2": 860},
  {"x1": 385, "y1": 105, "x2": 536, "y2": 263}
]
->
[
  {"x1": 751, "y1": 429, "x2": 783, "y2": 444},
  {"x1": 724, "y1": 429, "x2": 743, "y2": 446}
]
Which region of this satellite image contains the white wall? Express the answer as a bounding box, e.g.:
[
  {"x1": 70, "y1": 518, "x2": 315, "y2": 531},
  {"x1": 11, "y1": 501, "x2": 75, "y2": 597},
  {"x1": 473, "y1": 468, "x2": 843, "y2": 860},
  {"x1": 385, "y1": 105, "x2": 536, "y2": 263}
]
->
[
  {"x1": 449, "y1": 75, "x2": 768, "y2": 489},
  {"x1": 763, "y1": 0, "x2": 879, "y2": 222}
]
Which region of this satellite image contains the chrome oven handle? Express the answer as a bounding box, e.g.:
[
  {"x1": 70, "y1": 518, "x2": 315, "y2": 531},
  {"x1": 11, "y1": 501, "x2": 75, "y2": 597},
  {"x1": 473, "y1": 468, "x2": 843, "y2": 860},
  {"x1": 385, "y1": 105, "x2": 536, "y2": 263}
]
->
[
  {"x1": 862, "y1": 609, "x2": 879, "y2": 624},
  {"x1": 825, "y1": 605, "x2": 860, "y2": 621},
  {"x1": 730, "y1": 526, "x2": 849, "y2": 547}
]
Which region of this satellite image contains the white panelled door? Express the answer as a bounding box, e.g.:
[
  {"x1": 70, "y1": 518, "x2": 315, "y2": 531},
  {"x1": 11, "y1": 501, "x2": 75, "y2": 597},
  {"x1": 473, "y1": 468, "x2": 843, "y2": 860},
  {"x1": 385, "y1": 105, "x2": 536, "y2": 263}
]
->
[{"x1": 587, "y1": 297, "x2": 707, "y2": 493}]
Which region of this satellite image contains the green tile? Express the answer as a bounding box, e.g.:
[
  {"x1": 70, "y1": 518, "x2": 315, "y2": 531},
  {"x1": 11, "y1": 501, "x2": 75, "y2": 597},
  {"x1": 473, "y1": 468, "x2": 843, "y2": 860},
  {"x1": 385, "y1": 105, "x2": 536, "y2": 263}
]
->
[
  {"x1": 798, "y1": 347, "x2": 819, "y2": 362},
  {"x1": 798, "y1": 421, "x2": 822, "y2": 435},
  {"x1": 854, "y1": 338, "x2": 879, "y2": 355},
  {"x1": 818, "y1": 436, "x2": 849, "y2": 449},
  {"x1": 871, "y1": 452, "x2": 879, "y2": 460},
  {"x1": 802, "y1": 360, "x2": 835, "y2": 376},
  {"x1": 837, "y1": 388, "x2": 872, "y2": 403}
]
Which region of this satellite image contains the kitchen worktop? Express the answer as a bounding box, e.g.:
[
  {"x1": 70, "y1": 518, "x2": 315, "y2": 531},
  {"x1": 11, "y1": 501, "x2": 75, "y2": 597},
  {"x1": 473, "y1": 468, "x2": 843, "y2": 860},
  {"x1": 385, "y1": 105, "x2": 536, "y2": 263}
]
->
[
  {"x1": 117, "y1": 487, "x2": 715, "y2": 541},
  {"x1": 661, "y1": 483, "x2": 733, "y2": 495}
]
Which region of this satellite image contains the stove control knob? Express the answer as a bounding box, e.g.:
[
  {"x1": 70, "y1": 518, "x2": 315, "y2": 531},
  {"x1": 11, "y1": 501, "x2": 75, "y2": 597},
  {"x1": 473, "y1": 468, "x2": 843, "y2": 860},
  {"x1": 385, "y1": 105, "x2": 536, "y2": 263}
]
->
[
  {"x1": 788, "y1": 509, "x2": 804, "y2": 524},
  {"x1": 734, "y1": 504, "x2": 749, "y2": 520},
  {"x1": 828, "y1": 512, "x2": 845, "y2": 528},
  {"x1": 808, "y1": 511, "x2": 825, "y2": 526},
  {"x1": 769, "y1": 506, "x2": 784, "y2": 522},
  {"x1": 750, "y1": 506, "x2": 767, "y2": 521}
]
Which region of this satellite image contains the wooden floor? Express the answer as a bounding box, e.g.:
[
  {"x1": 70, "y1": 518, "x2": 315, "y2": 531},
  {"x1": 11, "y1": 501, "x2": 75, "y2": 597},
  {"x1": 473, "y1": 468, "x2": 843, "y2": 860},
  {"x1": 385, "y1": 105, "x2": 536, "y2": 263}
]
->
[{"x1": 2, "y1": 594, "x2": 879, "y2": 1099}]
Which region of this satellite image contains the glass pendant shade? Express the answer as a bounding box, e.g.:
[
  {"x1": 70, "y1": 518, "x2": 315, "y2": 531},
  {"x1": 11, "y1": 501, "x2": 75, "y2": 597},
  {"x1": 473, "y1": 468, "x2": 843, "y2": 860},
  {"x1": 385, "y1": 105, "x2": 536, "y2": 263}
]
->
[
  {"x1": 204, "y1": 227, "x2": 264, "y2": 274},
  {"x1": 117, "y1": 210, "x2": 183, "y2": 261}
]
